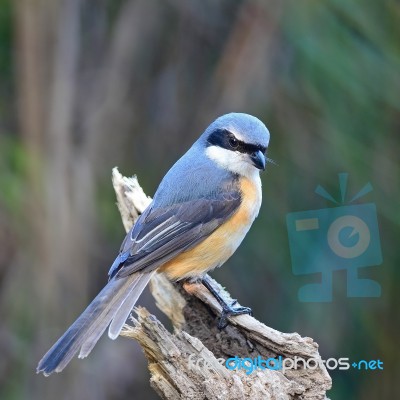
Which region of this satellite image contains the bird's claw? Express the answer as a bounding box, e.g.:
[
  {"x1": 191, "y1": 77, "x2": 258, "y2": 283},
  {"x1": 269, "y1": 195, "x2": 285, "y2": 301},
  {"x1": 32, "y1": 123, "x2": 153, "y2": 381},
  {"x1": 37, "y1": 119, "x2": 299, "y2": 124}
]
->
[{"x1": 218, "y1": 305, "x2": 253, "y2": 329}]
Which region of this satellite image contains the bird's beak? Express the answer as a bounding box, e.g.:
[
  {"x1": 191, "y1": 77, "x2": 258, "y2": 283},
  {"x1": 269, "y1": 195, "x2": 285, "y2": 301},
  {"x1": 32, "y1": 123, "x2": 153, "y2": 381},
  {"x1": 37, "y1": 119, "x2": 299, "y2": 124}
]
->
[{"x1": 250, "y1": 150, "x2": 266, "y2": 170}]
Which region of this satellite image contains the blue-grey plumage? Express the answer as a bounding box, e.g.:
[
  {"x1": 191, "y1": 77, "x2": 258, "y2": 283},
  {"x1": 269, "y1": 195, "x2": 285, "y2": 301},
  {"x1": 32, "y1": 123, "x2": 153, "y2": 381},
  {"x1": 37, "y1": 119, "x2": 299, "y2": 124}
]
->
[{"x1": 36, "y1": 112, "x2": 270, "y2": 376}]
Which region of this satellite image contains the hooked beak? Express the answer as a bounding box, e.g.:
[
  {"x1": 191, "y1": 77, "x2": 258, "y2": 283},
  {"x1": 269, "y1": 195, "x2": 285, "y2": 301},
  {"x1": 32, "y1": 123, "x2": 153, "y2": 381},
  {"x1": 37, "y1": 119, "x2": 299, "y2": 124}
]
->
[{"x1": 250, "y1": 150, "x2": 266, "y2": 171}]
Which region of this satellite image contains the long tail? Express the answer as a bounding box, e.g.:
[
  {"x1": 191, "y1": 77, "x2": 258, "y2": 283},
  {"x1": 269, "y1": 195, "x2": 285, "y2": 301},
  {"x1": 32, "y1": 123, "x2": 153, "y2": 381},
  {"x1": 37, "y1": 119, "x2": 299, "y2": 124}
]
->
[{"x1": 37, "y1": 271, "x2": 155, "y2": 376}]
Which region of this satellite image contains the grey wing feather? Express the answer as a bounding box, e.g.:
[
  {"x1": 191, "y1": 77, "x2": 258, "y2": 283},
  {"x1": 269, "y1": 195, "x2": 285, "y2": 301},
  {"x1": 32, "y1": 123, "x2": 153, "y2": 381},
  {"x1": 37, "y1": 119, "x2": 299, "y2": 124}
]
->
[{"x1": 110, "y1": 193, "x2": 241, "y2": 279}]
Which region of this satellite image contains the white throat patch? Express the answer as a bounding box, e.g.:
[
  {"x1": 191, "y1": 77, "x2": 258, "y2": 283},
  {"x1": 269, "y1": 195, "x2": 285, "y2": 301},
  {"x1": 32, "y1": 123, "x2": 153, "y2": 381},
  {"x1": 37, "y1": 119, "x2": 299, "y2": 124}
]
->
[{"x1": 205, "y1": 145, "x2": 259, "y2": 180}]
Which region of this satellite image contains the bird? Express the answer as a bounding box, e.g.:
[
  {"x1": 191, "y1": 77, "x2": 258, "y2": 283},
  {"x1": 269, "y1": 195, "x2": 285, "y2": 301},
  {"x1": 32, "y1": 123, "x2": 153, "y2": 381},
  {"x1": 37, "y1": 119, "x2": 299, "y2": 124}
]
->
[{"x1": 37, "y1": 112, "x2": 270, "y2": 376}]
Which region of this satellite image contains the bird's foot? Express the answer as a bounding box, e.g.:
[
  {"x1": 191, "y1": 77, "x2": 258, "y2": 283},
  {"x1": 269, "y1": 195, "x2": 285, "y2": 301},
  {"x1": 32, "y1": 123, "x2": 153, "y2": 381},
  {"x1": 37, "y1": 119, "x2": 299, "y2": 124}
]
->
[
  {"x1": 218, "y1": 302, "x2": 252, "y2": 329},
  {"x1": 201, "y1": 275, "x2": 252, "y2": 329}
]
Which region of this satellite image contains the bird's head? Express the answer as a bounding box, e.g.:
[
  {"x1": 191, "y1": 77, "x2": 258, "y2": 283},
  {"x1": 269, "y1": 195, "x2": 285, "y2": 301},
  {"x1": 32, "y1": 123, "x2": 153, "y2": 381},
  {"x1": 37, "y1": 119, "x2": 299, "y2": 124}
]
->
[{"x1": 201, "y1": 113, "x2": 271, "y2": 178}]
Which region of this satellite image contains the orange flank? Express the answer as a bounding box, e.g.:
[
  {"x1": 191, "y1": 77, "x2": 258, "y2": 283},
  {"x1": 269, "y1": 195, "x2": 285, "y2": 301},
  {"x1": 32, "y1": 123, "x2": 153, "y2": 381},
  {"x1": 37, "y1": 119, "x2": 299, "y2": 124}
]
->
[{"x1": 159, "y1": 176, "x2": 262, "y2": 280}]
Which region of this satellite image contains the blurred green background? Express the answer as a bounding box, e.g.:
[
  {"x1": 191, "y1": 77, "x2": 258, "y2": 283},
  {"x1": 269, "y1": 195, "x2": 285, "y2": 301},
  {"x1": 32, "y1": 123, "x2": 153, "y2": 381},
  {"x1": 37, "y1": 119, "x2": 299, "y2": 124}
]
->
[{"x1": 0, "y1": 0, "x2": 398, "y2": 399}]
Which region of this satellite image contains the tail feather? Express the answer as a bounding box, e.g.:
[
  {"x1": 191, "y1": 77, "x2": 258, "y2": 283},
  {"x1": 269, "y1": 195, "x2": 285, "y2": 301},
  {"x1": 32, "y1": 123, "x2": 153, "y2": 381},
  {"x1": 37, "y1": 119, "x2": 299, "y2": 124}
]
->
[
  {"x1": 37, "y1": 273, "x2": 148, "y2": 376},
  {"x1": 77, "y1": 278, "x2": 135, "y2": 359},
  {"x1": 78, "y1": 272, "x2": 154, "y2": 357},
  {"x1": 108, "y1": 271, "x2": 155, "y2": 339}
]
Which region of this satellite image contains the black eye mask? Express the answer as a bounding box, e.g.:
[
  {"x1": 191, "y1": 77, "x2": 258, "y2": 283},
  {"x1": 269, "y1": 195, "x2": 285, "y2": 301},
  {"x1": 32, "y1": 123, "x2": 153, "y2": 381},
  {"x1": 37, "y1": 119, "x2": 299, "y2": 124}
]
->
[{"x1": 207, "y1": 129, "x2": 266, "y2": 155}]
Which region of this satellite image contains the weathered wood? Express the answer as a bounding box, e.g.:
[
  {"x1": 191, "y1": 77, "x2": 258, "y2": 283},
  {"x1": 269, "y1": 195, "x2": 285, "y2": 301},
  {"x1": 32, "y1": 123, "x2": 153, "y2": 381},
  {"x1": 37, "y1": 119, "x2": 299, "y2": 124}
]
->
[{"x1": 112, "y1": 167, "x2": 332, "y2": 399}]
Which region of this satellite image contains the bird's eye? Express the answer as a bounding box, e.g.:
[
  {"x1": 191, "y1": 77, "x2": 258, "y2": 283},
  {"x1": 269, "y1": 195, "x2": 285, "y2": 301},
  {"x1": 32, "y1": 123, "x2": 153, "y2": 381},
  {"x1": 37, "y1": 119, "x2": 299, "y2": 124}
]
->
[{"x1": 228, "y1": 136, "x2": 239, "y2": 149}]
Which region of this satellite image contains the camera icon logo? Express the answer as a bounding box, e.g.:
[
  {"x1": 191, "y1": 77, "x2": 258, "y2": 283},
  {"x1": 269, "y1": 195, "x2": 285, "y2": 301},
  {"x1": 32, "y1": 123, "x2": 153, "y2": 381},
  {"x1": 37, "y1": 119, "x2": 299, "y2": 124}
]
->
[
  {"x1": 286, "y1": 173, "x2": 382, "y2": 302},
  {"x1": 327, "y1": 215, "x2": 370, "y2": 259}
]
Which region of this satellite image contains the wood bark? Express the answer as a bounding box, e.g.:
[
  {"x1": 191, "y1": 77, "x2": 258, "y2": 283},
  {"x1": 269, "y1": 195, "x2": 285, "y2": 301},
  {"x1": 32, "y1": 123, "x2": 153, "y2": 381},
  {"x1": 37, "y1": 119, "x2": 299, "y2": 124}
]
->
[{"x1": 112, "y1": 168, "x2": 332, "y2": 400}]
